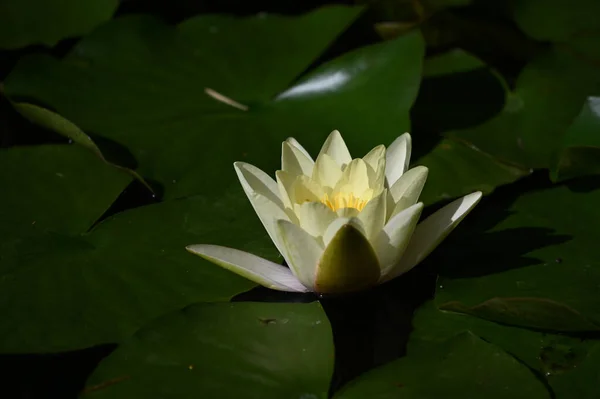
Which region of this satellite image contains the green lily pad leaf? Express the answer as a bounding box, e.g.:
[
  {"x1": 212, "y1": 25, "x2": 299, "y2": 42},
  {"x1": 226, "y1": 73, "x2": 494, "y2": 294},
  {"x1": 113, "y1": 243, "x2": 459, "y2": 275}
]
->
[
  {"x1": 550, "y1": 343, "x2": 600, "y2": 399},
  {"x1": 0, "y1": 144, "x2": 131, "y2": 242},
  {"x1": 84, "y1": 302, "x2": 333, "y2": 399},
  {"x1": 551, "y1": 96, "x2": 600, "y2": 182},
  {"x1": 271, "y1": 29, "x2": 423, "y2": 154},
  {"x1": 3, "y1": 9, "x2": 423, "y2": 201},
  {"x1": 448, "y1": 46, "x2": 600, "y2": 169},
  {"x1": 511, "y1": 0, "x2": 600, "y2": 42},
  {"x1": 334, "y1": 331, "x2": 549, "y2": 399},
  {"x1": 0, "y1": 0, "x2": 118, "y2": 49},
  {"x1": 410, "y1": 301, "x2": 600, "y2": 398},
  {"x1": 416, "y1": 139, "x2": 528, "y2": 205},
  {"x1": 12, "y1": 103, "x2": 151, "y2": 190},
  {"x1": 412, "y1": 49, "x2": 507, "y2": 131},
  {"x1": 0, "y1": 189, "x2": 270, "y2": 353},
  {"x1": 434, "y1": 179, "x2": 600, "y2": 332}
]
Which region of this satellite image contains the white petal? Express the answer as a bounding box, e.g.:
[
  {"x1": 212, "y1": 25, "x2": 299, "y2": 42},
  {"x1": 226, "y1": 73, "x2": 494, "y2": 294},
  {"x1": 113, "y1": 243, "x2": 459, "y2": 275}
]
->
[
  {"x1": 282, "y1": 140, "x2": 314, "y2": 177},
  {"x1": 277, "y1": 220, "x2": 324, "y2": 291},
  {"x1": 286, "y1": 137, "x2": 313, "y2": 162},
  {"x1": 234, "y1": 162, "x2": 282, "y2": 207},
  {"x1": 357, "y1": 189, "x2": 387, "y2": 242},
  {"x1": 235, "y1": 164, "x2": 290, "y2": 255},
  {"x1": 363, "y1": 144, "x2": 386, "y2": 193},
  {"x1": 186, "y1": 244, "x2": 308, "y2": 292},
  {"x1": 294, "y1": 201, "x2": 338, "y2": 239},
  {"x1": 317, "y1": 130, "x2": 352, "y2": 168},
  {"x1": 276, "y1": 170, "x2": 295, "y2": 210},
  {"x1": 386, "y1": 133, "x2": 412, "y2": 187},
  {"x1": 385, "y1": 191, "x2": 483, "y2": 281},
  {"x1": 362, "y1": 145, "x2": 385, "y2": 171},
  {"x1": 312, "y1": 153, "x2": 343, "y2": 188},
  {"x1": 376, "y1": 202, "x2": 423, "y2": 279},
  {"x1": 389, "y1": 166, "x2": 428, "y2": 216}
]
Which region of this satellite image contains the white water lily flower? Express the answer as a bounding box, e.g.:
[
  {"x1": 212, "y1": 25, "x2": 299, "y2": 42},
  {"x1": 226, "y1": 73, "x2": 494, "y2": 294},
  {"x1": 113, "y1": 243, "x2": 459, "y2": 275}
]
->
[{"x1": 186, "y1": 131, "x2": 482, "y2": 294}]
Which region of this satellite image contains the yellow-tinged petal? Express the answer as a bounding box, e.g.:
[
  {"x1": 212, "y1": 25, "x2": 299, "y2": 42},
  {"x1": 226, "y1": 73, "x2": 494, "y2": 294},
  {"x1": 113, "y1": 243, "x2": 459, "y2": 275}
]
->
[
  {"x1": 376, "y1": 202, "x2": 423, "y2": 278},
  {"x1": 357, "y1": 189, "x2": 387, "y2": 242},
  {"x1": 386, "y1": 133, "x2": 411, "y2": 187},
  {"x1": 293, "y1": 201, "x2": 338, "y2": 239},
  {"x1": 363, "y1": 144, "x2": 386, "y2": 192},
  {"x1": 312, "y1": 153, "x2": 343, "y2": 189},
  {"x1": 389, "y1": 166, "x2": 428, "y2": 217},
  {"x1": 317, "y1": 130, "x2": 352, "y2": 168},
  {"x1": 315, "y1": 223, "x2": 380, "y2": 293},
  {"x1": 186, "y1": 244, "x2": 308, "y2": 292},
  {"x1": 291, "y1": 175, "x2": 326, "y2": 204},
  {"x1": 384, "y1": 192, "x2": 482, "y2": 281},
  {"x1": 282, "y1": 140, "x2": 313, "y2": 177},
  {"x1": 334, "y1": 158, "x2": 370, "y2": 198},
  {"x1": 277, "y1": 220, "x2": 324, "y2": 290},
  {"x1": 335, "y1": 207, "x2": 361, "y2": 218}
]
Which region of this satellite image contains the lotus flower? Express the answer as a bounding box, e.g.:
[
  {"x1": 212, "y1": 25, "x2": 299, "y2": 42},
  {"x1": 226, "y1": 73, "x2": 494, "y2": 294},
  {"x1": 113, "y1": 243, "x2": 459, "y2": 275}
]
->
[{"x1": 187, "y1": 131, "x2": 481, "y2": 294}]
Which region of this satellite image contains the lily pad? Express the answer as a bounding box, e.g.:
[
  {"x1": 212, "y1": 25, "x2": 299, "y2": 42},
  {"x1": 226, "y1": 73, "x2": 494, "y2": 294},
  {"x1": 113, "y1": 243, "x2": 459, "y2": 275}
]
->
[
  {"x1": 412, "y1": 49, "x2": 507, "y2": 131},
  {"x1": 551, "y1": 96, "x2": 600, "y2": 182},
  {"x1": 0, "y1": 188, "x2": 273, "y2": 353},
  {"x1": 3, "y1": 7, "x2": 424, "y2": 201},
  {"x1": 84, "y1": 302, "x2": 333, "y2": 399},
  {"x1": 433, "y1": 177, "x2": 600, "y2": 332},
  {"x1": 334, "y1": 331, "x2": 549, "y2": 399},
  {"x1": 511, "y1": 0, "x2": 600, "y2": 42},
  {"x1": 416, "y1": 138, "x2": 528, "y2": 205},
  {"x1": 410, "y1": 301, "x2": 600, "y2": 399},
  {"x1": 0, "y1": 144, "x2": 130, "y2": 241},
  {"x1": 0, "y1": 0, "x2": 119, "y2": 49},
  {"x1": 448, "y1": 46, "x2": 600, "y2": 169}
]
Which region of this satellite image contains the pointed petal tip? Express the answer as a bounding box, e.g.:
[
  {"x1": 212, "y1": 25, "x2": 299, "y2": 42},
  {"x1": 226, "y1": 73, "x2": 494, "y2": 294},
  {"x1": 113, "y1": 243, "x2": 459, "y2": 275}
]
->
[{"x1": 185, "y1": 243, "x2": 309, "y2": 292}]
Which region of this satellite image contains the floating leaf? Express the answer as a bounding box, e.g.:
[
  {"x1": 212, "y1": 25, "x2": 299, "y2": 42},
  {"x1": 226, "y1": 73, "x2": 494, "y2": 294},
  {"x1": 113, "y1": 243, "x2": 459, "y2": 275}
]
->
[
  {"x1": 0, "y1": 190, "x2": 271, "y2": 353},
  {"x1": 0, "y1": 0, "x2": 119, "y2": 49},
  {"x1": 84, "y1": 302, "x2": 332, "y2": 399},
  {"x1": 0, "y1": 144, "x2": 130, "y2": 241},
  {"x1": 434, "y1": 178, "x2": 600, "y2": 331},
  {"x1": 448, "y1": 46, "x2": 600, "y2": 169},
  {"x1": 551, "y1": 96, "x2": 600, "y2": 181},
  {"x1": 4, "y1": 8, "x2": 423, "y2": 201},
  {"x1": 334, "y1": 331, "x2": 549, "y2": 399},
  {"x1": 410, "y1": 301, "x2": 600, "y2": 399}
]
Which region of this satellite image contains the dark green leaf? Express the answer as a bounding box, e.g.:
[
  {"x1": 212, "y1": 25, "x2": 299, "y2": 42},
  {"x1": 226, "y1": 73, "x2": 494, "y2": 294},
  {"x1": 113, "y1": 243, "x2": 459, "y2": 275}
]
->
[
  {"x1": 0, "y1": 144, "x2": 130, "y2": 241},
  {"x1": 412, "y1": 49, "x2": 507, "y2": 131},
  {"x1": 84, "y1": 302, "x2": 332, "y2": 399},
  {"x1": 434, "y1": 179, "x2": 600, "y2": 331},
  {"x1": 4, "y1": 9, "x2": 424, "y2": 201},
  {"x1": 334, "y1": 331, "x2": 549, "y2": 399},
  {"x1": 512, "y1": 0, "x2": 600, "y2": 42},
  {"x1": 0, "y1": 191, "x2": 268, "y2": 353},
  {"x1": 416, "y1": 139, "x2": 528, "y2": 205},
  {"x1": 0, "y1": 0, "x2": 118, "y2": 49},
  {"x1": 448, "y1": 46, "x2": 600, "y2": 169},
  {"x1": 12, "y1": 103, "x2": 151, "y2": 190},
  {"x1": 410, "y1": 301, "x2": 600, "y2": 399},
  {"x1": 551, "y1": 96, "x2": 600, "y2": 181}
]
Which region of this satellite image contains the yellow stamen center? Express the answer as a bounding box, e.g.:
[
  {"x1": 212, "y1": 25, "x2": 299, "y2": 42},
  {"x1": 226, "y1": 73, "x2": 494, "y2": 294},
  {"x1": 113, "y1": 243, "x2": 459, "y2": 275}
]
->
[{"x1": 321, "y1": 192, "x2": 368, "y2": 212}]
